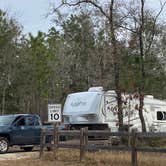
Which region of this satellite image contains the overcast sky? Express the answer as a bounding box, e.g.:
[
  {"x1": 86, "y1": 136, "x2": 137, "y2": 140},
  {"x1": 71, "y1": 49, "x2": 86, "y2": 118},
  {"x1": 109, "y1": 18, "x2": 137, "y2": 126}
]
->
[
  {"x1": 0, "y1": 0, "x2": 56, "y2": 35},
  {"x1": 0, "y1": 0, "x2": 165, "y2": 36}
]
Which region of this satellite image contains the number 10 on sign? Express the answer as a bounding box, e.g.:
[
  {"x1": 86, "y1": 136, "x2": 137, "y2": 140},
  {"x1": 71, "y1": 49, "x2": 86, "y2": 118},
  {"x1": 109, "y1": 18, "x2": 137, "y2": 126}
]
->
[{"x1": 48, "y1": 104, "x2": 62, "y2": 122}]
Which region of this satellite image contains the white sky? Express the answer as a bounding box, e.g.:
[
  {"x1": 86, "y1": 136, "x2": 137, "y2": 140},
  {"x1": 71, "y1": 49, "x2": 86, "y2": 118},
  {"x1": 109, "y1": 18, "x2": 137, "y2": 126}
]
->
[{"x1": 0, "y1": 0, "x2": 165, "y2": 36}]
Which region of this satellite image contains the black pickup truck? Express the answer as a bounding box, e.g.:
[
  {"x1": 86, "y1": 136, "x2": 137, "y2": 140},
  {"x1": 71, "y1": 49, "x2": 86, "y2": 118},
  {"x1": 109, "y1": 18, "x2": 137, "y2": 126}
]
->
[{"x1": 0, "y1": 114, "x2": 53, "y2": 153}]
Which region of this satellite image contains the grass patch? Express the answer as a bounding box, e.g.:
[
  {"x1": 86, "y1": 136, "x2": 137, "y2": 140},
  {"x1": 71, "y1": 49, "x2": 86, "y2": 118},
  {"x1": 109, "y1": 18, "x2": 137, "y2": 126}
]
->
[
  {"x1": 0, "y1": 149, "x2": 166, "y2": 166},
  {"x1": 129, "y1": 137, "x2": 166, "y2": 148}
]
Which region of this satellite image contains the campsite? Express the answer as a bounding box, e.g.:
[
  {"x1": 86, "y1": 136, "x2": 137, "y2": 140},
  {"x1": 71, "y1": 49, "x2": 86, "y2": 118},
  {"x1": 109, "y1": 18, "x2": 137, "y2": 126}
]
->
[{"x1": 0, "y1": 0, "x2": 166, "y2": 165}]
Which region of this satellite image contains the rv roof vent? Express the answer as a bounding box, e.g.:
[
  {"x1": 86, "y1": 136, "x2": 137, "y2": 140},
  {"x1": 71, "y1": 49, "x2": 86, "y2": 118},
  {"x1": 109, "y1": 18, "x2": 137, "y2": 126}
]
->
[
  {"x1": 88, "y1": 86, "x2": 104, "y2": 92},
  {"x1": 146, "y1": 95, "x2": 154, "y2": 99},
  {"x1": 106, "y1": 90, "x2": 116, "y2": 95}
]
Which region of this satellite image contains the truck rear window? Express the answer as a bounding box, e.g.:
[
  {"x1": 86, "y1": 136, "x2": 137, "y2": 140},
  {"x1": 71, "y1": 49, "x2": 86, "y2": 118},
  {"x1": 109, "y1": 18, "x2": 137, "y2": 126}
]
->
[{"x1": 0, "y1": 116, "x2": 15, "y2": 126}]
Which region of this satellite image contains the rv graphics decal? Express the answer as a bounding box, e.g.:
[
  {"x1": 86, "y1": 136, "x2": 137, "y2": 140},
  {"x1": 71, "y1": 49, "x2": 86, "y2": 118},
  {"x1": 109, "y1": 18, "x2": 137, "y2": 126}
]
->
[{"x1": 71, "y1": 98, "x2": 87, "y2": 107}]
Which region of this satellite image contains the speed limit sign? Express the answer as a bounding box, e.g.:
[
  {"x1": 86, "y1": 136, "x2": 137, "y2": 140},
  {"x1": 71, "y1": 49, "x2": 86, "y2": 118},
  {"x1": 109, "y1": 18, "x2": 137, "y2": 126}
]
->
[{"x1": 48, "y1": 104, "x2": 61, "y2": 122}]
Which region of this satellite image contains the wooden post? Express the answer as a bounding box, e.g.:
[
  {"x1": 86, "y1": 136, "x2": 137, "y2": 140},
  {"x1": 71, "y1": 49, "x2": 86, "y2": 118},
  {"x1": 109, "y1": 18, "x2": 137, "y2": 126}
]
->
[
  {"x1": 80, "y1": 128, "x2": 85, "y2": 162},
  {"x1": 128, "y1": 130, "x2": 131, "y2": 147},
  {"x1": 84, "y1": 127, "x2": 88, "y2": 147},
  {"x1": 39, "y1": 128, "x2": 46, "y2": 159},
  {"x1": 109, "y1": 128, "x2": 111, "y2": 145},
  {"x1": 53, "y1": 123, "x2": 59, "y2": 160},
  {"x1": 55, "y1": 125, "x2": 59, "y2": 159},
  {"x1": 131, "y1": 129, "x2": 137, "y2": 166}
]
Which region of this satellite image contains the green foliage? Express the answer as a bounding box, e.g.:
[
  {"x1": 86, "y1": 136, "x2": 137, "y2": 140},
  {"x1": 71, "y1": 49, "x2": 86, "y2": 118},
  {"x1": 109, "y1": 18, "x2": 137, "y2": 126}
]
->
[
  {"x1": 0, "y1": 9, "x2": 21, "y2": 114},
  {"x1": 60, "y1": 13, "x2": 96, "y2": 92}
]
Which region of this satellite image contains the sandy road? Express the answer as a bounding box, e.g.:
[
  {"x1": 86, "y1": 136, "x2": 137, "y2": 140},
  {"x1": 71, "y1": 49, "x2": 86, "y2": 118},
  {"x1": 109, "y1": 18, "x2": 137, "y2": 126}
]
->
[
  {"x1": 0, "y1": 151, "x2": 39, "y2": 161},
  {"x1": 0, "y1": 146, "x2": 39, "y2": 161}
]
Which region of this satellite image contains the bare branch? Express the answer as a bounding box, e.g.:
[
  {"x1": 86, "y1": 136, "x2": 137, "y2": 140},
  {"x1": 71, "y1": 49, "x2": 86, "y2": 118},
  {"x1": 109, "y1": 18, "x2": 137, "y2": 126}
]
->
[
  {"x1": 53, "y1": 1, "x2": 138, "y2": 34},
  {"x1": 145, "y1": 0, "x2": 166, "y2": 55},
  {"x1": 55, "y1": 0, "x2": 109, "y2": 20},
  {"x1": 115, "y1": 24, "x2": 137, "y2": 34}
]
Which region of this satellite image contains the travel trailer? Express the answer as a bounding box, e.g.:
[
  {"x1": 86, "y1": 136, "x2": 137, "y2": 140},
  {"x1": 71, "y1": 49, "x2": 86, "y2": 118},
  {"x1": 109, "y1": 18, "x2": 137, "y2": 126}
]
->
[
  {"x1": 123, "y1": 95, "x2": 166, "y2": 132},
  {"x1": 63, "y1": 87, "x2": 166, "y2": 132}
]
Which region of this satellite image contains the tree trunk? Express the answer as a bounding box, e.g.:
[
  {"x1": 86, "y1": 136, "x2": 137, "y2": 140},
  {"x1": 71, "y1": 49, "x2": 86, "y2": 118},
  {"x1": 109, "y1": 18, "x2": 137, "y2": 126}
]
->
[
  {"x1": 110, "y1": 0, "x2": 123, "y2": 131},
  {"x1": 138, "y1": 0, "x2": 146, "y2": 132},
  {"x1": 138, "y1": 91, "x2": 146, "y2": 132},
  {"x1": 116, "y1": 89, "x2": 123, "y2": 131},
  {"x1": 1, "y1": 86, "x2": 6, "y2": 115}
]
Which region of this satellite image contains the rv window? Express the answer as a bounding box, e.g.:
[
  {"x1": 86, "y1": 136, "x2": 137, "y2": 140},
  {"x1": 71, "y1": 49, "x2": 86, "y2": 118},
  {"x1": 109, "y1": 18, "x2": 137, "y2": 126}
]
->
[
  {"x1": 157, "y1": 111, "x2": 166, "y2": 120},
  {"x1": 157, "y1": 111, "x2": 163, "y2": 120},
  {"x1": 164, "y1": 112, "x2": 166, "y2": 120}
]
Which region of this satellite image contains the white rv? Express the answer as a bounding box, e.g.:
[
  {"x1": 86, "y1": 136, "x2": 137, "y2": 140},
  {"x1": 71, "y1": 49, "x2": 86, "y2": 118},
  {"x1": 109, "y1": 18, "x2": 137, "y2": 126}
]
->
[
  {"x1": 63, "y1": 87, "x2": 166, "y2": 132},
  {"x1": 63, "y1": 87, "x2": 119, "y2": 131}
]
